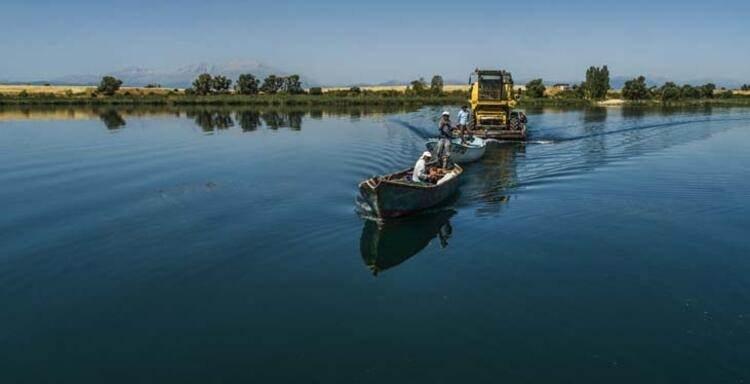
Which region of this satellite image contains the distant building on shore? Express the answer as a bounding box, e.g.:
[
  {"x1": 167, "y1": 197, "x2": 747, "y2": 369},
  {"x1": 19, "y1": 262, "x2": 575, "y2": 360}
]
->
[{"x1": 552, "y1": 83, "x2": 571, "y2": 91}]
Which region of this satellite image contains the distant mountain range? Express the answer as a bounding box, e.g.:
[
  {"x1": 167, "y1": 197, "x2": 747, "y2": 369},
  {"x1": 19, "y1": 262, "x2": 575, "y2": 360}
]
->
[{"x1": 7, "y1": 60, "x2": 318, "y2": 88}]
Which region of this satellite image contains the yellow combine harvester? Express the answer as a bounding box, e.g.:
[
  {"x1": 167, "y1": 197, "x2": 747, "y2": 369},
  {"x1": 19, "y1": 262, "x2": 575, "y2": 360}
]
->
[{"x1": 469, "y1": 69, "x2": 527, "y2": 140}]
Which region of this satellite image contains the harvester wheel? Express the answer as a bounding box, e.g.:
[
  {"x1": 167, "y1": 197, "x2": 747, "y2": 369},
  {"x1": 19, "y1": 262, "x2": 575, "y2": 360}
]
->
[{"x1": 510, "y1": 115, "x2": 520, "y2": 131}]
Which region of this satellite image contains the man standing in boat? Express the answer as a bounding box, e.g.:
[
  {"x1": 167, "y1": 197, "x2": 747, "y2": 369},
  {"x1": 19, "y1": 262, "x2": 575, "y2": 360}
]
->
[
  {"x1": 456, "y1": 105, "x2": 471, "y2": 142},
  {"x1": 436, "y1": 111, "x2": 453, "y2": 167}
]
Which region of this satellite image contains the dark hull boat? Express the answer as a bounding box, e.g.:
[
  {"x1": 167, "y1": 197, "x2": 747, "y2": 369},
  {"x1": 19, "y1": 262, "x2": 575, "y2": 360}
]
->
[{"x1": 358, "y1": 164, "x2": 463, "y2": 219}]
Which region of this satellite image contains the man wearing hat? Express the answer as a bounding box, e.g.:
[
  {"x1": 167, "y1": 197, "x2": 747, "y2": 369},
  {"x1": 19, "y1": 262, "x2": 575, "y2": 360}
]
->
[
  {"x1": 436, "y1": 111, "x2": 453, "y2": 167},
  {"x1": 412, "y1": 151, "x2": 433, "y2": 183}
]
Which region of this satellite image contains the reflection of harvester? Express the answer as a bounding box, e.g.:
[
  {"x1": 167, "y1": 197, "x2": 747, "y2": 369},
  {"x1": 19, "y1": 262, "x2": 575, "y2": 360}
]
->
[{"x1": 469, "y1": 69, "x2": 527, "y2": 140}]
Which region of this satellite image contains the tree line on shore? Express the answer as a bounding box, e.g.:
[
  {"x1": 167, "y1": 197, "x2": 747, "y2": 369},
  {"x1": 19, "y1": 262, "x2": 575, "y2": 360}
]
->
[
  {"x1": 524, "y1": 65, "x2": 744, "y2": 102},
  {"x1": 620, "y1": 77, "x2": 722, "y2": 101},
  {"x1": 185, "y1": 73, "x2": 306, "y2": 95},
  {"x1": 5, "y1": 69, "x2": 748, "y2": 104},
  {"x1": 184, "y1": 73, "x2": 451, "y2": 96},
  {"x1": 95, "y1": 70, "x2": 750, "y2": 101},
  {"x1": 89, "y1": 73, "x2": 452, "y2": 97}
]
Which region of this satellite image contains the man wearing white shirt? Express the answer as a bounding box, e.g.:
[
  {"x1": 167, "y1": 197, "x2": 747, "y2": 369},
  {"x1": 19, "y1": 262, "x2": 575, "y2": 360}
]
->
[
  {"x1": 412, "y1": 151, "x2": 433, "y2": 183},
  {"x1": 456, "y1": 105, "x2": 471, "y2": 141}
]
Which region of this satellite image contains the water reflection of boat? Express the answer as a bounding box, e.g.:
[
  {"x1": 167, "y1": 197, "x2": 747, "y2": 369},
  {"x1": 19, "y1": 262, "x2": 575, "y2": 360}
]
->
[
  {"x1": 461, "y1": 142, "x2": 523, "y2": 215},
  {"x1": 359, "y1": 210, "x2": 456, "y2": 276}
]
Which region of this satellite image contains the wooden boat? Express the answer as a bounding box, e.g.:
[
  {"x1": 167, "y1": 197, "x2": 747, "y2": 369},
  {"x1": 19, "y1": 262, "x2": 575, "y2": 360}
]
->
[
  {"x1": 358, "y1": 164, "x2": 463, "y2": 219},
  {"x1": 425, "y1": 136, "x2": 487, "y2": 163}
]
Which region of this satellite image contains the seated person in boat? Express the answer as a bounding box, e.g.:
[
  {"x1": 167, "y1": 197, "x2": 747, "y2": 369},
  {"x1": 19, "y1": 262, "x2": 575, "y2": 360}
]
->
[
  {"x1": 412, "y1": 151, "x2": 447, "y2": 184},
  {"x1": 412, "y1": 151, "x2": 432, "y2": 183}
]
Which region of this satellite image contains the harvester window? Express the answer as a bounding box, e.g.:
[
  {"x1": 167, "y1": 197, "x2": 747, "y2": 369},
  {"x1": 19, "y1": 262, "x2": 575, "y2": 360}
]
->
[{"x1": 478, "y1": 75, "x2": 504, "y2": 100}]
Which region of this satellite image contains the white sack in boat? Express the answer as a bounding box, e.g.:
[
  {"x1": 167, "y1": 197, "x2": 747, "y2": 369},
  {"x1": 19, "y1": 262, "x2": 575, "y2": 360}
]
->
[{"x1": 436, "y1": 171, "x2": 457, "y2": 185}]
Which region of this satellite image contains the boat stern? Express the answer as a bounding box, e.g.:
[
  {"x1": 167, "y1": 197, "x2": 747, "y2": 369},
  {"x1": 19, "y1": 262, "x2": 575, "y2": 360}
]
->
[
  {"x1": 357, "y1": 178, "x2": 382, "y2": 217},
  {"x1": 479, "y1": 126, "x2": 527, "y2": 140}
]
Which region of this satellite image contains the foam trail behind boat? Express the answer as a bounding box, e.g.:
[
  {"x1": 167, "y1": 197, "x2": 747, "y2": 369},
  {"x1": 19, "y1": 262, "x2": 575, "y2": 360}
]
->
[{"x1": 485, "y1": 138, "x2": 556, "y2": 145}]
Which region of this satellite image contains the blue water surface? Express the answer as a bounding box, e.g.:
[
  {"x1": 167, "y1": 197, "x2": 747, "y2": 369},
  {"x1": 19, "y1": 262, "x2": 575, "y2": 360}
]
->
[{"x1": 1, "y1": 105, "x2": 749, "y2": 383}]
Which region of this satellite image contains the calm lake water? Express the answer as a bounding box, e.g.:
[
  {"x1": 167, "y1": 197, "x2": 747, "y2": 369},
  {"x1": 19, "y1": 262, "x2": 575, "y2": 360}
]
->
[{"x1": 1, "y1": 105, "x2": 749, "y2": 383}]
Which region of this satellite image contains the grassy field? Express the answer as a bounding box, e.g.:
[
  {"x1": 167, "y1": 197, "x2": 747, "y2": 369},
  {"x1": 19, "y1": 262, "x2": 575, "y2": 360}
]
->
[
  {"x1": 0, "y1": 91, "x2": 468, "y2": 107},
  {"x1": 0, "y1": 83, "x2": 477, "y2": 96},
  {"x1": 322, "y1": 84, "x2": 472, "y2": 93},
  {"x1": 0, "y1": 84, "x2": 473, "y2": 95},
  {"x1": 0, "y1": 84, "x2": 177, "y2": 96}
]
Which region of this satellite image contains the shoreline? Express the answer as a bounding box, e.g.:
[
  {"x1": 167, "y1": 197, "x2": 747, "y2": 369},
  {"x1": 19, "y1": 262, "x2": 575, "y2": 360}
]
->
[
  {"x1": 1, "y1": 87, "x2": 749, "y2": 108},
  {"x1": 0, "y1": 95, "x2": 466, "y2": 106}
]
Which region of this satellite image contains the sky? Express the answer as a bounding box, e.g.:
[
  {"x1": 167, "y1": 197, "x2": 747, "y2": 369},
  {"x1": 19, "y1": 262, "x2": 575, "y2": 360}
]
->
[{"x1": 1, "y1": 0, "x2": 749, "y2": 85}]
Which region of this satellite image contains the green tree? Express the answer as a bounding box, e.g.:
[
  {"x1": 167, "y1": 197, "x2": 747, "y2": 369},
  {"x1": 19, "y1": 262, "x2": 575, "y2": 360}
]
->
[
  {"x1": 741, "y1": 84, "x2": 750, "y2": 91},
  {"x1": 260, "y1": 75, "x2": 282, "y2": 94},
  {"x1": 308, "y1": 87, "x2": 323, "y2": 95},
  {"x1": 572, "y1": 83, "x2": 586, "y2": 99},
  {"x1": 235, "y1": 74, "x2": 259, "y2": 95},
  {"x1": 582, "y1": 65, "x2": 610, "y2": 100},
  {"x1": 349, "y1": 86, "x2": 361, "y2": 94},
  {"x1": 622, "y1": 76, "x2": 651, "y2": 100},
  {"x1": 718, "y1": 90, "x2": 734, "y2": 99},
  {"x1": 283, "y1": 75, "x2": 304, "y2": 94},
  {"x1": 525, "y1": 79, "x2": 546, "y2": 98},
  {"x1": 430, "y1": 75, "x2": 444, "y2": 94},
  {"x1": 211, "y1": 75, "x2": 232, "y2": 93},
  {"x1": 658, "y1": 82, "x2": 682, "y2": 101},
  {"x1": 409, "y1": 78, "x2": 427, "y2": 94},
  {"x1": 681, "y1": 84, "x2": 700, "y2": 99},
  {"x1": 699, "y1": 83, "x2": 716, "y2": 99},
  {"x1": 97, "y1": 76, "x2": 123, "y2": 96},
  {"x1": 192, "y1": 73, "x2": 213, "y2": 95}
]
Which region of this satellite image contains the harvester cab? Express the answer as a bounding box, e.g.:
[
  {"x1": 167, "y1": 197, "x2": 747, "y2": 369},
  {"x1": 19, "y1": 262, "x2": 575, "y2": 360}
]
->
[{"x1": 469, "y1": 69, "x2": 527, "y2": 140}]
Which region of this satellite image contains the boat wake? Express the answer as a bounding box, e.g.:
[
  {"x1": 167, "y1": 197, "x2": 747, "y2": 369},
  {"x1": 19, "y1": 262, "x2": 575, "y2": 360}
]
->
[
  {"x1": 372, "y1": 108, "x2": 750, "y2": 218},
  {"x1": 387, "y1": 119, "x2": 434, "y2": 140},
  {"x1": 533, "y1": 115, "x2": 750, "y2": 143},
  {"x1": 486, "y1": 138, "x2": 555, "y2": 145}
]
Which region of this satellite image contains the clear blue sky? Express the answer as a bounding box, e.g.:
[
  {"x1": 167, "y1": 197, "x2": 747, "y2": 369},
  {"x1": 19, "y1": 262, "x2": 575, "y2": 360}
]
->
[{"x1": 1, "y1": 0, "x2": 748, "y2": 85}]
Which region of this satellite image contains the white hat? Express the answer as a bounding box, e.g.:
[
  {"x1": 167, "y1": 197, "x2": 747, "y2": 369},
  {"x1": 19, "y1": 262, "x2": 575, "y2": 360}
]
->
[
  {"x1": 441, "y1": 111, "x2": 450, "y2": 116},
  {"x1": 422, "y1": 151, "x2": 433, "y2": 158}
]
